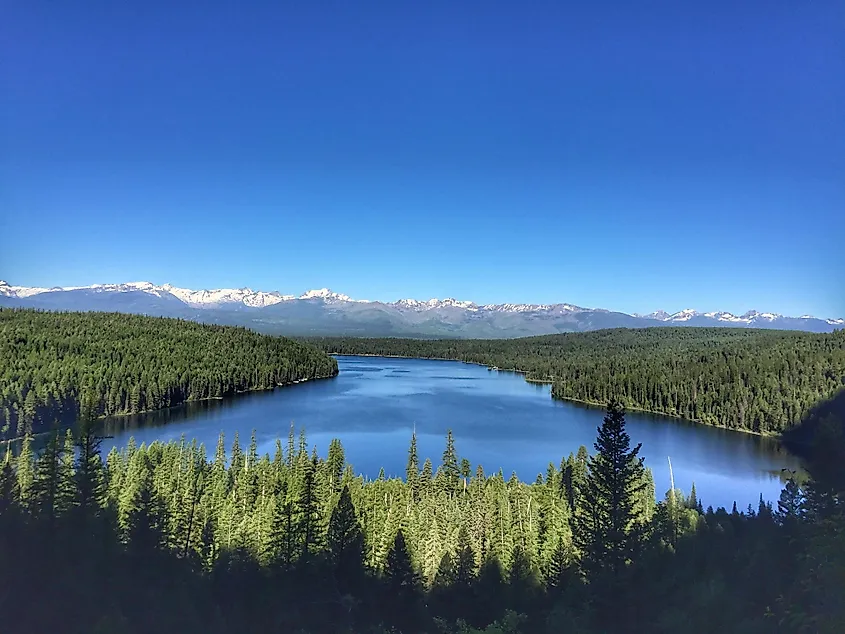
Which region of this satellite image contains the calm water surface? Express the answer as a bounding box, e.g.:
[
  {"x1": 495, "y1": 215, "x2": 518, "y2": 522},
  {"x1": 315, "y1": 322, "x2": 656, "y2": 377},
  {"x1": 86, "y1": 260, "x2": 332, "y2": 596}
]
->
[{"x1": 102, "y1": 356, "x2": 801, "y2": 510}]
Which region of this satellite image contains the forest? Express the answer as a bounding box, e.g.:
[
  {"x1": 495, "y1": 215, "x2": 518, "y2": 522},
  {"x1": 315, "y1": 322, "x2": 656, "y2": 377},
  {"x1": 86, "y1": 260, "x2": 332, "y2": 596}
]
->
[
  {"x1": 0, "y1": 309, "x2": 338, "y2": 439},
  {"x1": 312, "y1": 328, "x2": 845, "y2": 435},
  {"x1": 1, "y1": 395, "x2": 843, "y2": 633}
]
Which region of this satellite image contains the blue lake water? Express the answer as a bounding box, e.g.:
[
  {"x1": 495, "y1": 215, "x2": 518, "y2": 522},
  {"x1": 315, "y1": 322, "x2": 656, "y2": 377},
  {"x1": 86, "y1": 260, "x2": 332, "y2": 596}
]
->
[{"x1": 101, "y1": 355, "x2": 802, "y2": 510}]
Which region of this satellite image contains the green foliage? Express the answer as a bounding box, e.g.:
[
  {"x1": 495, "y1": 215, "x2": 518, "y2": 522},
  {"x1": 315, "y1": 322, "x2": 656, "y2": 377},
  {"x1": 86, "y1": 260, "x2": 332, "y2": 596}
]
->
[
  {"x1": 314, "y1": 327, "x2": 845, "y2": 434},
  {"x1": 574, "y1": 401, "x2": 647, "y2": 579},
  {"x1": 0, "y1": 394, "x2": 843, "y2": 633},
  {"x1": 0, "y1": 308, "x2": 338, "y2": 438}
]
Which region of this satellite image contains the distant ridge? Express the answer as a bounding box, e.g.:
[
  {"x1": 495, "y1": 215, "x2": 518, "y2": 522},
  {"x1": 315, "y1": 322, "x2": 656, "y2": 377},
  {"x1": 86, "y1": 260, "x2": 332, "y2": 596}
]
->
[{"x1": 1, "y1": 280, "x2": 841, "y2": 338}]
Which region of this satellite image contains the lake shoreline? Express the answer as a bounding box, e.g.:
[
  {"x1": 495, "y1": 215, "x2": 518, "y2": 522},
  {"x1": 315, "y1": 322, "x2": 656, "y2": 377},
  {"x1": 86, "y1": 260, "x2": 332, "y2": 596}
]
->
[
  {"x1": 331, "y1": 353, "x2": 778, "y2": 440},
  {"x1": 3, "y1": 370, "x2": 339, "y2": 445},
  {"x1": 93, "y1": 353, "x2": 801, "y2": 510},
  {"x1": 100, "y1": 370, "x2": 340, "y2": 421}
]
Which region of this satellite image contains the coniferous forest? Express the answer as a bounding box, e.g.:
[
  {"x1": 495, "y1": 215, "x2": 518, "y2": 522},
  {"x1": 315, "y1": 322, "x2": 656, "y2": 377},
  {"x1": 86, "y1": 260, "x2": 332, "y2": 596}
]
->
[
  {"x1": 1, "y1": 310, "x2": 844, "y2": 632},
  {"x1": 0, "y1": 309, "x2": 339, "y2": 439},
  {"x1": 313, "y1": 328, "x2": 845, "y2": 434},
  {"x1": 1, "y1": 395, "x2": 844, "y2": 633}
]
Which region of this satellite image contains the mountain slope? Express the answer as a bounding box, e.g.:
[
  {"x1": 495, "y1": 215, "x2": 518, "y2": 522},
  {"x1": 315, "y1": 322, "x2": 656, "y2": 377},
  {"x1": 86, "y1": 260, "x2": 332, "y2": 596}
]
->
[{"x1": 1, "y1": 280, "x2": 840, "y2": 337}]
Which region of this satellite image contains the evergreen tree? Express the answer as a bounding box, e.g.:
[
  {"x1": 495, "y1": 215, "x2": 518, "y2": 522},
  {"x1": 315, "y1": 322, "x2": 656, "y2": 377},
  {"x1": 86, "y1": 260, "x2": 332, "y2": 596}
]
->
[
  {"x1": 384, "y1": 529, "x2": 421, "y2": 631},
  {"x1": 474, "y1": 555, "x2": 506, "y2": 626},
  {"x1": 125, "y1": 454, "x2": 166, "y2": 555},
  {"x1": 421, "y1": 457, "x2": 433, "y2": 491},
  {"x1": 455, "y1": 524, "x2": 477, "y2": 587},
  {"x1": 574, "y1": 400, "x2": 647, "y2": 579},
  {"x1": 15, "y1": 434, "x2": 35, "y2": 510},
  {"x1": 230, "y1": 432, "x2": 244, "y2": 476},
  {"x1": 507, "y1": 543, "x2": 539, "y2": 616},
  {"x1": 441, "y1": 429, "x2": 460, "y2": 491},
  {"x1": 326, "y1": 438, "x2": 345, "y2": 493},
  {"x1": 406, "y1": 431, "x2": 420, "y2": 501},
  {"x1": 297, "y1": 456, "x2": 322, "y2": 562},
  {"x1": 777, "y1": 477, "x2": 806, "y2": 525},
  {"x1": 32, "y1": 429, "x2": 73, "y2": 528},
  {"x1": 327, "y1": 484, "x2": 365, "y2": 590},
  {"x1": 75, "y1": 411, "x2": 106, "y2": 513},
  {"x1": 266, "y1": 481, "x2": 297, "y2": 571},
  {"x1": 0, "y1": 445, "x2": 20, "y2": 533}
]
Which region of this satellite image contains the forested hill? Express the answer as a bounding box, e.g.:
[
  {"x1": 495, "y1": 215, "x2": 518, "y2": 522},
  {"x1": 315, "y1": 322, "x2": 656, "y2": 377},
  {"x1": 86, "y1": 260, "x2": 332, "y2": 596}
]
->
[
  {"x1": 313, "y1": 328, "x2": 845, "y2": 435},
  {"x1": 0, "y1": 309, "x2": 338, "y2": 439}
]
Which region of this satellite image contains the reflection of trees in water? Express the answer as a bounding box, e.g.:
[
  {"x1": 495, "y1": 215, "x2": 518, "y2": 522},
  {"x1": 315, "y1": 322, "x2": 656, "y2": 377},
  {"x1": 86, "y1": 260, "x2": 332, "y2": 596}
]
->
[{"x1": 101, "y1": 388, "x2": 279, "y2": 437}]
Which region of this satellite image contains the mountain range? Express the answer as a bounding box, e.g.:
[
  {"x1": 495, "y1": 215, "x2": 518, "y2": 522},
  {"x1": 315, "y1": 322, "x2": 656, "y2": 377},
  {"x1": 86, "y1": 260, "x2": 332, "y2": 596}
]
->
[{"x1": 1, "y1": 280, "x2": 841, "y2": 338}]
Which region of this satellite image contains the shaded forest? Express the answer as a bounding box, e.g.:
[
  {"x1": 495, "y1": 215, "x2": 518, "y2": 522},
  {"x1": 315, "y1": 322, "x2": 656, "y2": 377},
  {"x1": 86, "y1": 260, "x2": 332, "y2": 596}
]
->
[
  {"x1": 1, "y1": 397, "x2": 843, "y2": 633},
  {"x1": 313, "y1": 328, "x2": 845, "y2": 434},
  {"x1": 0, "y1": 309, "x2": 339, "y2": 439}
]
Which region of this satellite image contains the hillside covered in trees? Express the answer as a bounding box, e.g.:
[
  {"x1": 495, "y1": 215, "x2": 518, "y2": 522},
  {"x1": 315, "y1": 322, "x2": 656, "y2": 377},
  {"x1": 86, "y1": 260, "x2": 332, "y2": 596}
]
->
[
  {"x1": 1, "y1": 398, "x2": 843, "y2": 633},
  {"x1": 313, "y1": 328, "x2": 845, "y2": 435},
  {"x1": 0, "y1": 309, "x2": 338, "y2": 439}
]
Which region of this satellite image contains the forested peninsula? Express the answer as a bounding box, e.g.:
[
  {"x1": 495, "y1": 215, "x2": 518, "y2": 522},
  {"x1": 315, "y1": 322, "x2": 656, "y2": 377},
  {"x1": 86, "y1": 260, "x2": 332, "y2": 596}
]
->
[
  {"x1": 313, "y1": 328, "x2": 845, "y2": 435},
  {"x1": 0, "y1": 309, "x2": 338, "y2": 439}
]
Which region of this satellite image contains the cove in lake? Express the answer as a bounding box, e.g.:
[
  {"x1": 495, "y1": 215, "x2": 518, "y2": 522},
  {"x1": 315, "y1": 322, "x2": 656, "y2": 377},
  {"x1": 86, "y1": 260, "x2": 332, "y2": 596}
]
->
[{"x1": 101, "y1": 355, "x2": 802, "y2": 511}]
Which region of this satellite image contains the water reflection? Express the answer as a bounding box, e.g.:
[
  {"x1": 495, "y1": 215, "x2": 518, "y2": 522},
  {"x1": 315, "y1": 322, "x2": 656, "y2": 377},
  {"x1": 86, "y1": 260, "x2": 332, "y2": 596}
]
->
[{"x1": 99, "y1": 355, "x2": 804, "y2": 511}]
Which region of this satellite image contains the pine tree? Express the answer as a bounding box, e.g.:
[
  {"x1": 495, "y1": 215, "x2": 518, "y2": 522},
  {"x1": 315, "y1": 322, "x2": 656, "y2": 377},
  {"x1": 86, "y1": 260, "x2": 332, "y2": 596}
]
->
[
  {"x1": 0, "y1": 445, "x2": 19, "y2": 522},
  {"x1": 384, "y1": 529, "x2": 421, "y2": 632},
  {"x1": 434, "y1": 550, "x2": 457, "y2": 589},
  {"x1": 297, "y1": 456, "x2": 321, "y2": 562},
  {"x1": 326, "y1": 438, "x2": 345, "y2": 493},
  {"x1": 74, "y1": 412, "x2": 106, "y2": 514},
  {"x1": 15, "y1": 434, "x2": 35, "y2": 510},
  {"x1": 455, "y1": 524, "x2": 477, "y2": 587},
  {"x1": 246, "y1": 429, "x2": 258, "y2": 471},
  {"x1": 230, "y1": 432, "x2": 244, "y2": 476},
  {"x1": 32, "y1": 429, "x2": 73, "y2": 529},
  {"x1": 688, "y1": 481, "x2": 698, "y2": 511},
  {"x1": 441, "y1": 429, "x2": 460, "y2": 491},
  {"x1": 286, "y1": 423, "x2": 296, "y2": 469},
  {"x1": 266, "y1": 481, "x2": 297, "y2": 571},
  {"x1": 544, "y1": 534, "x2": 572, "y2": 593},
  {"x1": 421, "y1": 457, "x2": 433, "y2": 492},
  {"x1": 125, "y1": 453, "x2": 166, "y2": 555},
  {"x1": 507, "y1": 543, "x2": 539, "y2": 616},
  {"x1": 406, "y1": 431, "x2": 419, "y2": 501},
  {"x1": 57, "y1": 428, "x2": 76, "y2": 514},
  {"x1": 327, "y1": 484, "x2": 365, "y2": 590},
  {"x1": 574, "y1": 400, "x2": 647, "y2": 579},
  {"x1": 777, "y1": 477, "x2": 805, "y2": 525}
]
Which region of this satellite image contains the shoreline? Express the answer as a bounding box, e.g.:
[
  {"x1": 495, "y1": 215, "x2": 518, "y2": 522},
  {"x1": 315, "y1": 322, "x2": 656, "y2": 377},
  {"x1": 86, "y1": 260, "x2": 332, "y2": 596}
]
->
[
  {"x1": 103, "y1": 371, "x2": 340, "y2": 420},
  {"x1": 2, "y1": 371, "x2": 339, "y2": 445},
  {"x1": 330, "y1": 352, "x2": 779, "y2": 440}
]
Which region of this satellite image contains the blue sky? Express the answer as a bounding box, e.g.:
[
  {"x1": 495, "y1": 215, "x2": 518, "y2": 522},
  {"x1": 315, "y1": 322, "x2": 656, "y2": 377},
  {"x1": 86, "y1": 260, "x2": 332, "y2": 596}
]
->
[{"x1": 3, "y1": 1, "x2": 843, "y2": 317}]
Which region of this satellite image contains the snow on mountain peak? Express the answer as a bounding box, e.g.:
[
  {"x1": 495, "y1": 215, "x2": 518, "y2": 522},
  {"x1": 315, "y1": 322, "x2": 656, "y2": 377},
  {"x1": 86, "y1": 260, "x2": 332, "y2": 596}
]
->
[
  {"x1": 394, "y1": 297, "x2": 478, "y2": 311},
  {"x1": 299, "y1": 288, "x2": 356, "y2": 302},
  {"x1": 668, "y1": 309, "x2": 699, "y2": 322},
  {"x1": 0, "y1": 280, "x2": 838, "y2": 329}
]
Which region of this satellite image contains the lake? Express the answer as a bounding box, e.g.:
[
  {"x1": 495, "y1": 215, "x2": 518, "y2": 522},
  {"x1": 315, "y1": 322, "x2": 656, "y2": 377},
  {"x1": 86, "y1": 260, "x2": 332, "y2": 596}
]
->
[{"x1": 101, "y1": 355, "x2": 802, "y2": 511}]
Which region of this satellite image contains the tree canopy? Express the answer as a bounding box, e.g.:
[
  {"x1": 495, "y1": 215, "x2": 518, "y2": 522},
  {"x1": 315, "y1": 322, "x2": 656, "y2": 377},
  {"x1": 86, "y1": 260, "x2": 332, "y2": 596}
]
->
[
  {"x1": 313, "y1": 327, "x2": 845, "y2": 435},
  {"x1": 1, "y1": 397, "x2": 843, "y2": 633},
  {"x1": 0, "y1": 309, "x2": 338, "y2": 438}
]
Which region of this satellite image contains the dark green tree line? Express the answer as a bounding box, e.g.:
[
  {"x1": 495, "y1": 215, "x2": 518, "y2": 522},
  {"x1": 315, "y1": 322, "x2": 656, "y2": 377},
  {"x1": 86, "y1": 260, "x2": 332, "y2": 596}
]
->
[
  {"x1": 0, "y1": 309, "x2": 338, "y2": 438},
  {"x1": 2, "y1": 395, "x2": 843, "y2": 633},
  {"x1": 313, "y1": 327, "x2": 845, "y2": 434}
]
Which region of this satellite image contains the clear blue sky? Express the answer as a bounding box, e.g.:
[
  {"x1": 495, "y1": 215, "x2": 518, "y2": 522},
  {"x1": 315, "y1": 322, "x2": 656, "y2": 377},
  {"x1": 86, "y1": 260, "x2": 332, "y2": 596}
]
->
[{"x1": 3, "y1": 1, "x2": 843, "y2": 317}]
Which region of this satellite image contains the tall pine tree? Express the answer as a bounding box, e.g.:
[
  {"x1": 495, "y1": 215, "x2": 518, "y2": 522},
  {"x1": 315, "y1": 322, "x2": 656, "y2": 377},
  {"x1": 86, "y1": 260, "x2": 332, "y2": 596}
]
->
[{"x1": 574, "y1": 400, "x2": 647, "y2": 579}]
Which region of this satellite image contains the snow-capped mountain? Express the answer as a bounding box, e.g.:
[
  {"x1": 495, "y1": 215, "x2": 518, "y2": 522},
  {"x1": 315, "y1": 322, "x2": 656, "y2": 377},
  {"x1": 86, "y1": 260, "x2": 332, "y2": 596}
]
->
[{"x1": 1, "y1": 280, "x2": 841, "y2": 338}]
